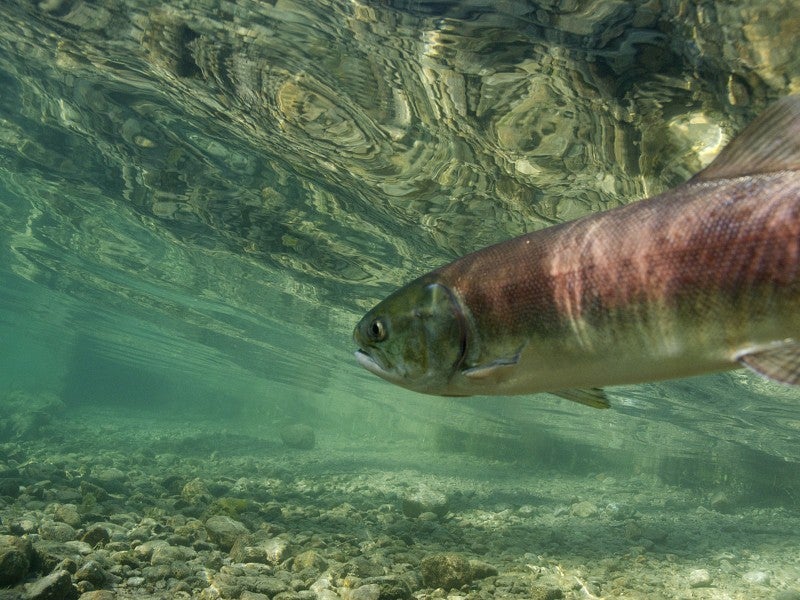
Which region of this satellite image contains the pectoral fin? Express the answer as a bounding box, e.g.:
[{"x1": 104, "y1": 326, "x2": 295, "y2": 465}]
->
[
  {"x1": 551, "y1": 388, "x2": 610, "y2": 409},
  {"x1": 737, "y1": 340, "x2": 800, "y2": 385},
  {"x1": 462, "y1": 353, "x2": 521, "y2": 380}
]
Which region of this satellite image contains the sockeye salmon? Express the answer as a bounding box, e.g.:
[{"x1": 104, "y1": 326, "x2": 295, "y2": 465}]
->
[{"x1": 353, "y1": 96, "x2": 800, "y2": 408}]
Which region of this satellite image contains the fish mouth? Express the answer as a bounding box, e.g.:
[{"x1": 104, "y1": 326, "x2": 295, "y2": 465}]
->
[{"x1": 354, "y1": 349, "x2": 403, "y2": 383}]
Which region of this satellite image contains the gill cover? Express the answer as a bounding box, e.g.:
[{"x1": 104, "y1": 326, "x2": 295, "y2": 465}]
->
[{"x1": 353, "y1": 281, "x2": 467, "y2": 393}]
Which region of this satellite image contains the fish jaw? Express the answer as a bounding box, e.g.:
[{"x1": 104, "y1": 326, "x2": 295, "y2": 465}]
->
[{"x1": 354, "y1": 348, "x2": 406, "y2": 385}]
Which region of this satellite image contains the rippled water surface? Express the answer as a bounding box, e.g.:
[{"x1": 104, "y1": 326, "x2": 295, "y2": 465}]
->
[{"x1": 1, "y1": 0, "x2": 800, "y2": 593}]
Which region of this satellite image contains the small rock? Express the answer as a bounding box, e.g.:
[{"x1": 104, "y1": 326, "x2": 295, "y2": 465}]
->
[
  {"x1": 133, "y1": 539, "x2": 170, "y2": 560},
  {"x1": 570, "y1": 501, "x2": 599, "y2": 518},
  {"x1": 25, "y1": 569, "x2": 78, "y2": 600},
  {"x1": 709, "y1": 492, "x2": 733, "y2": 513},
  {"x1": 347, "y1": 584, "x2": 380, "y2": 600},
  {"x1": 742, "y1": 570, "x2": 770, "y2": 586},
  {"x1": 150, "y1": 543, "x2": 196, "y2": 565},
  {"x1": 90, "y1": 468, "x2": 126, "y2": 493},
  {"x1": 688, "y1": 568, "x2": 712, "y2": 588},
  {"x1": 240, "y1": 592, "x2": 271, "y2": 600},
  {"x1": 78, "y1": 591, "x2": 116, "y2": 600},
  {"x1": 182, "y1": 478, "x2": 212, "y2": 504},
  {"x1": 81, "y1": 526, "x2": 110, "y2": 548},
  {"x1": 420, "y1": 553, "x2": 473, "y2": 590},
  {"x1": 0, "y1": 534, "x2": 33, "y2": 586},
  {"x1": 280, "y1": 424, "x2": 316, "y2": 450},
  {"x1": 401, "y1": 487, "x2": 449, "y2": 518},
  {"x1": 75, "y1": 560, "x2": 107, "y2": 588},
  {"x1": 10, "y1": 519, "x2": 38, "y2": 535},
  {"x1": 360, "y1": 576, "x2": 412, "y2": 600},
  {"x1": 39, "y1": 521, "x2": 77, "y2": 542},
  {"x1": 205, "y1": 515, "x2": 250, "y2": 551},
  {"x1": 64, "y1": 541, "x2": 93, "y2": 556},
  {"x1": 775, "y1": 590, "x2": 800, "y2": 600},
  {"x1": 292, "y1": 549, "x2": 328, "y2": 573},
  {"x1": 530, "y1": 585, "x2": 563, "y2": 600},
  {"x1": 467, "y1": 559, "x2": 498, "y2": 580},
  {"x1": 54, "y1": 504, "x2": 82, "y2": 528},
  {"x1": 230, "y1": 535, "x2": 290, "y2": 565}
]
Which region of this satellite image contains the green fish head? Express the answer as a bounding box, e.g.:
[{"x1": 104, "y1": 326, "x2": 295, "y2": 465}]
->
[{"x1": 353, "y1": 280, "x2": 467, "y2": 394}]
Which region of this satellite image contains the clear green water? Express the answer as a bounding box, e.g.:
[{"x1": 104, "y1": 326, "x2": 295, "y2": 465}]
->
[{"x1": 1, "y1": 0, "x2": 799, "y2": 596}]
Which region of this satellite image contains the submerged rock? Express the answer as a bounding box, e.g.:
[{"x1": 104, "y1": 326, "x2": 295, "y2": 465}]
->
[
  {"x1": 80, "y1": 525, "x2": 110, "y2": 548},
  {"x1": 205, "y1": 515, "x2": 250, "y2": 551},
  {"x1": 742, "y1": 570, "x2": 770, "y2": 586},
  {"x1": 25, "y1": 569, "x2": 78, "y2": 600},
  {"x1": 291, "y1": 549, "x2": 327, "y2": 573},
  {"x1": 420, "y1": 553, "x2": 473, "y2": 590},
  {"x1": 401, "y1": 487, "x2": 449, "y2": 519},
  {"x1": 570, "y1": 501, "x2": 599, "y2": 518},
  {"x1": 53, "y1": 504, "x2": 82, "y2": 529},
  {"x1": 0, "y1": 534, "x2": 33, "y2": 586},
  {"x1": 74, "y1": 560, "x2": 107, "y2": 589},
  {"x1": 688, "y1": 568, "x2": 712, "y2": 588},
  {"x1": 230, "y1": 535, "x2": 290, "y2": 565}
]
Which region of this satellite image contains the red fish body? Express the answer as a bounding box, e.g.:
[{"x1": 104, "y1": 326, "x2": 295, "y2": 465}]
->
[{"x1": 354, "y1": 96, "x2": 800, "y2": 408}]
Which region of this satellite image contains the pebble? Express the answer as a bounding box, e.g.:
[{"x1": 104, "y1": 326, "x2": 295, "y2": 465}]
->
[
  {"x1": 742, "y1": 570, "x2": 770, "y2": 586},
  {"x1": 205, "y1": 515, "x2": 250, "y2": 551},
  {"x1": 53, "y1": 504, "x2": 82, "y2": 528},
  {"x1": 688, "y1": 568, "x2": 712, "y2": 588},
  {"x1": 150, "y1": 542, "x2": 197, "y2": 565}
]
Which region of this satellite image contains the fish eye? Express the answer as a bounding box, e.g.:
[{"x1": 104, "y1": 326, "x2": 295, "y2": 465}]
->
[{"x1": 368, "y1": 318, "x2": 387, "y2": 342}]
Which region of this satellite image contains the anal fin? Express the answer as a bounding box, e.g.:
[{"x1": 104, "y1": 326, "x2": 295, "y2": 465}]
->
[
  {"x1": 737, "y1": 340, "x2": 800, "y2": 385},
  {"x1": 551, "y1": 388, "x2": 610, "y2": 409}
]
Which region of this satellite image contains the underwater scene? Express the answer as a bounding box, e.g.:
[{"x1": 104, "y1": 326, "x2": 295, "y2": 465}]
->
[{"x1": 1, "y1": 0, "x2": 799, "y2": 599}]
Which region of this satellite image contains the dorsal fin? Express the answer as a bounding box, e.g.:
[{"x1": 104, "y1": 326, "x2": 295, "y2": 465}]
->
[{"x1": 691, "y1": 95, "x2": 800, "y2": 182}]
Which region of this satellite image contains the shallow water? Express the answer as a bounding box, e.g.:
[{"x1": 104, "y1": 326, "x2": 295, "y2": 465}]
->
[{"x1": 1, "y1": 1, "x2": 799, "y2": 598}]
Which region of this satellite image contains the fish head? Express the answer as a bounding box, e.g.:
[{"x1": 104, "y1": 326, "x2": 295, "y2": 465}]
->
[{"x1": 353, "y1": 279, "x2": 467, "y2": 394}]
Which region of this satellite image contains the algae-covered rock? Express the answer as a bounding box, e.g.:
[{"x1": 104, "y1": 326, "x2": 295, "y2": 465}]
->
[
  {"x1": 205, "y1": 515, "x2": 250, "y2": 551},
  {"x1": 0, "y1": 534, "x2": 33, "y2": 586},
  {"x1": 291, "y1": 549, "x2": 327, "y2": 573},
  {"x1": 181, "y1": 478, "x2": 212, "y2": 504},
  {"x1": 420, "y1": 553, "x2": 473, "y2": 590},
  {"x1": 208, "y1": 497, "x2": 256, "y2": 518},
  {"x1": 25, "y1": 569, "x2": 78, "y2": 600}
]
